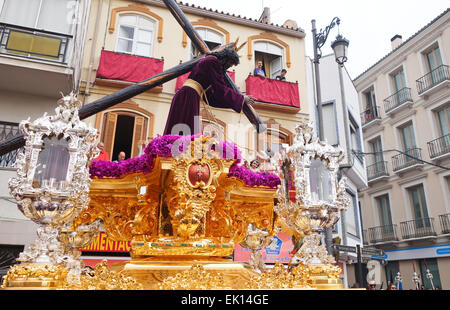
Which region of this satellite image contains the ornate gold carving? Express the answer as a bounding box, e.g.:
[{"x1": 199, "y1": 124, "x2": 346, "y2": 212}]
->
[
  {"x1": 159, "y1": 264, "x2": 229, "y2": 290},
  {"x1": 247, "y1": 262, "x2": 311, "y2": 289},
  {"x1": 1, "y1": 264, "x2": 68, "y2": 289}
]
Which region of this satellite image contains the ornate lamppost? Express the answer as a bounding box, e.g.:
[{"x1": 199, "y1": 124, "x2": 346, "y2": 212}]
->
[
  {"x1": 273, "y1": 120, "x2": 350, "y2": 287},
  {"x1": 311, "y1": 17, "x2": 350, "y2": 256},
  {"x1": 3, "y1": 94, "x2": 99, "y2": 288}
]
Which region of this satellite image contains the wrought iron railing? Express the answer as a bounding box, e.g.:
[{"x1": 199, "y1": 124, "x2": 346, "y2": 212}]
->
[
  {"x1": 392, "y1": 148, "x2": 422, "y2": 172},
  {"x1": 360, "y1": 106, "x2": 381, "y2": 126},
  {"x1": 367, "y1": 161, "x2": 388, "y2": 181},
  {"x1": 383, "y1": 87, "x2": 413, "y2": 113},
  {"x1": 439, "y1": 213, "x2": 450, "y2": 235},
  {"x1": 427, "y1": 134, "x2": 450, "y2": 159},
  {"x1": 416, "y1": 65, "x2": 450, "y2": 94},
  {"x1": 0, "y1": 121, "x2": 24, "y2": 168},
  {"x1": 400, "y1": 218, "x2": 436, "y2": 239},
  {"x1": 367, "y1": 224, "x2": 398, "y2": 244},
  {"x1": 0, "y1": 22, "x2": 72, "y2": 64}
]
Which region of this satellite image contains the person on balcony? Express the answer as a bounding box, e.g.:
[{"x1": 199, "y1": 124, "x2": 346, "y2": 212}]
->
[
  {"x1": 276, "y1": 69, "x2": 287, "y2": 81},
  {"x1": 163, "y1": 44, "x2": 255, "y2": 136},
  {"x1": 93, "y1": 142, "x2": 109, "y2": 161},
  {"x1": 365, "y1": 103, "x2": 373, "y2": 122},
  {"x1": 253, "y1": 60, "x2": 266, "y2": 78}
]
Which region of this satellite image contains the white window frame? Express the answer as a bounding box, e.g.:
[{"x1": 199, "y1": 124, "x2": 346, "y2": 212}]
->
[
  {"x1": 253, "y1": 41, "x2": 284, "y2": 79},
  {"x1": 115, "y1": 14, "x2": 155, "y2": 57},
  {"x1": 189, "y1": 27, "x2": 224, "y2": 59},
  {"x1": 0, "y1": 0, "x2": 76, "y2": 34}
]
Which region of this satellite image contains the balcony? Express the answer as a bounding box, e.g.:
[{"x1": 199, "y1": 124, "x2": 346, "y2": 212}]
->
[
  {"x1": 367, "y1": 225, "x2": 398, "y2": 244},
  {"x1": 0, "y1": 121, "x2": 23, "y2": 168},
  {"x1": 383, "y1": 87, "x2": 413, "y2": 115},
  {"x1": 0, "y1": 23, "x2": 71, "y2": 64},
  {"x1": 95, "y1": 50, "x2": 164, "y2": 93},
  {"x1": 245, "y1": 75, "x2": 300, "y2": 113},
  {"x1": 392, "y1": 148, "x2": 423, "y2": 173},
  {"x1": 439, "y1": 214, "x2": 450, "y2": 235},
  {"x1": 366, "y1": 161, "x2": 389, "y2": 183},
  {"x1": 400, "y1": 218, "x2": 437, "y2": 240},
  {"x1": 427, "y1": 134, "x2": 450, "y2": 160},
  {"x1": 361, "y1": 106, "x2": 382, "y2": 130},
  {"x1": 416, "y1": 65, "x2": 450, "y2": 97}
]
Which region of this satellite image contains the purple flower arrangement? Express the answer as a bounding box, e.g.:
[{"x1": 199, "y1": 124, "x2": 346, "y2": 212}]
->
[{"x1": 89, "y1": 135, "x2": 280, "y2": 188}]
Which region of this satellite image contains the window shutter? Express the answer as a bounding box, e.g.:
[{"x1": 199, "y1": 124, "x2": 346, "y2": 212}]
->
[
  {"x1": 103, "y1": 112, "x2": 118, "y2": 161},
  {"x1": 132, "y1": 116, "x2": 145, "y2": 158}
]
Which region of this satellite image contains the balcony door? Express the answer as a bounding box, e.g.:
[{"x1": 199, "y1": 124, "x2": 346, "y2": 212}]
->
[
  {"x1": 437, "y1": 106, "x2": 449, "y2": 137},
  {"x1": 426, "y1": 46, "x2": 443, "y2": 83},
  {"x1": 376, "y1": 195, "x2": 393, "y2": 226},
  {"x1": 102, "y1": 111, "x2": 149, "y2": 161},
  {"x1": 370, "y1": 137, "x2": 384, "y2": 168},
  {"x1": 254, "y1": 41, "x2": 284, "y2": 79},
  {"x1": 400, "y1": 122, "x2": 417, "y2": 163},
  {"x1": 116, "y1": 14, "x2": 155, "y2": 57},
  {"x1": 393, "y1": 69, "x2": 407, "y2": 104},
  {"x1": 408, "y1": 184, "x2": 430, "y2": 229}
]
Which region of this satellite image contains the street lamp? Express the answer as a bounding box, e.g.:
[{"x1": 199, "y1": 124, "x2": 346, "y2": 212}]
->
[
  {"x1": 331, "y1": 34, "x2": 350, "y2": 67},
  {"x1": 311, "y1": 17, "x2": 349, "y2": 257}
]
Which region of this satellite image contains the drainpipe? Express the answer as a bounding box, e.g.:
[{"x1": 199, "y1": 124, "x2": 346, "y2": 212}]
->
[{"x1": 83, "y1": 0, "x2": 103, "y2": 106}]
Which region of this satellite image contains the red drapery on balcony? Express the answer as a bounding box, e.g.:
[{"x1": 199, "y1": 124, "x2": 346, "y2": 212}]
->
[
  {"x1": 175, "y1": 71, "x2": 235, "y2": 92},
  {"x1": 96, "y1": 50, "x2": 164, "y2": 83},
  {"x1": 245, "y1": 76, "x2": 300, "y2": 108}
]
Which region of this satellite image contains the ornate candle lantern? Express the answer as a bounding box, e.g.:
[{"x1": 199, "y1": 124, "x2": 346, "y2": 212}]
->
[
  {"x1": 4, "y1": 93, "x2": 98, "y2": 288},
  {"x1": 273, "y1": 120, "x2": 349, "y2": 285}
]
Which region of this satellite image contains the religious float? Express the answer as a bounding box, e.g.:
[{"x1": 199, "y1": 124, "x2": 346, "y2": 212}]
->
[{"x1": 1, "y1": 92, "x2": 349, "y2": 290}]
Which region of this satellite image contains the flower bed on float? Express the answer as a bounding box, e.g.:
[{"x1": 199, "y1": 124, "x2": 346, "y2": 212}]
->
[{"x1": 89, "y1": 135, "x2": 281, "y2": 188}]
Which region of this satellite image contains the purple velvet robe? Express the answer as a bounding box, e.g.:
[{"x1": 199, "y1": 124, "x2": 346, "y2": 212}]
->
[{"x1": 163, "y1": 56, "x2": 244, "y2": 136}]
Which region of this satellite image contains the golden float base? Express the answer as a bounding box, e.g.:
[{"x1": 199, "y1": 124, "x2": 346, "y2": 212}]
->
[
  {"x1": 309, "y1": 276, "x2": 344, "y2": 290},
  {"x1": 1, "y1": 263, "x2": 68, "y2": 290},
  {"x1": 109, "y1": 256, "x2": 259, "y2": 290}
]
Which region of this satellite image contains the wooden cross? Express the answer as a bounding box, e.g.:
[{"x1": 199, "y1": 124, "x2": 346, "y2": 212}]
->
[{"x1": 0, "y1": 0, "x2": 266, "y2": 156}]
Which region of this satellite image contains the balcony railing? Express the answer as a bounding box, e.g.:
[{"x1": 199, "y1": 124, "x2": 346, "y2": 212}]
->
[
  {"x1": 384, "y1": 87, "x2": 413, "y2": 114},
  {"x1": 439, "y1": 214, "x2": 450, "y2": 235},
  {"x1": 400, "y1": 218, "x2": 436, "y2": 240},
  {"x1": 0, "y1": 23, "x2": 72, "y2": 64},
  {"x1": 0, "y1": 121, "x2": 24, "y2": 168},
  {"x1": 367, "y1": 224, "x2": 398, "y2": 244},
  {"x1": 392, "y1": 148, "x2": 423, "y2": 172},
  {"x1": 428, "y1": 134, "x2": 450, "y2": 159},
  {"x1": 360, "y1": 106, "x2": 381, "y2": 127},
  {"x1": 416, "y1": 65, "x2": 450, "y2": 95},
  {"x1": 367, "y1": 161, "x2": 389, "y2": 181}
]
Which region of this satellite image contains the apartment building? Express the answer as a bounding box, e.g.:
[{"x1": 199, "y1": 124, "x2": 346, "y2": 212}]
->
[
  {"x1": 0, "y1": 0, "x2": 91, "y2": 276},
  {"x1": 307, "y1": 53, "x2": 367, "y2": 288},
  {"x1": 354, "y1": 9, "x2": 450, "y2": 290}
]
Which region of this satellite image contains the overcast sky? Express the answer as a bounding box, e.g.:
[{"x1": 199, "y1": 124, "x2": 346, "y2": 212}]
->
[{"x1": 179, "y1": 0, "x2": 449, "y2": 79}]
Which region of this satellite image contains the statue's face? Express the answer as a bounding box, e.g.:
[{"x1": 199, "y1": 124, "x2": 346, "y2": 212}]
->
[{"x1": 223, "y1": 59, "x2": 235, "y2": 71}]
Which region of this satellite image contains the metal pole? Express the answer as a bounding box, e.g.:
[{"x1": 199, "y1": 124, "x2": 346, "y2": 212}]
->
[{"x1": 356, "y1": 244, "x2": 364, "y2": 288}]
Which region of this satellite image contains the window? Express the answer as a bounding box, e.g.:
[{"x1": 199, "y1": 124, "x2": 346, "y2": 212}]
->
[
  {"x1": 385, "y1": 261, "x2": 399, "y2": 286},
  {"x1": 376, "y1": 195, "x2": 393, "y2": 227},
  {"x1": 116, "y1": 15, "x2": 155, "y2": 57},
  {"x1": 419, "y1": 258, "x2": 442, "y2": 290},
  {"x1": 321, "y1": 102, "x2": 339, "y2": 146},
  {"x1": 436, "y1": 105, "x2": 450, "y2": 137},
  {"x1": 408, "y1": 184, "x2": 430, "y2": 227},
  {"x1": 425, "y1": 45, "x2": 444, "y2": 84},
  {"x1": 191, "y1": 28, "x2": 223, "y2": 58},
  {"x1": 399, "y1": 122, "x2": 416, "y2": 152},
  {"x1": 0, "y1": 0, "x2": 75, "y2": 34},
  {"x1": 345, "y1": 191, "x2": 359, "y2": 237},
  {"x1": 101, "y1": 111, "x2": 150, "y2": 161},
  {"x1": 363, "y1": 87, "x2": 377, "y2": 118},
  {"x1": 349, "y1": 113, "x2": 363, "y2": 162},
  {"x1": 392, "y1": 69, "x2": 406, "y2": 93},
  {"x1": 370, "y1": 137, "x2": 383, "y2": 163},
  {"x1": 254, "y1": 41, "x2": 284, "y2": 79}
]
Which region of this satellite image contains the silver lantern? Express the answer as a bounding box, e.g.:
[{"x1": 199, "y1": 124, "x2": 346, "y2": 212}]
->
[{"x1": 8, "y1": 93, "x2": 98, "y2": 267}]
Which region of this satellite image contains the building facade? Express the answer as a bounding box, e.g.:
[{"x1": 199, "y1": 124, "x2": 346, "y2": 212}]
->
[
  {"x1": 0, "y1": 0, "x2": 92, "y2": 276},
  {"x1": 0, "y1": 1, "x2": 311, "y2": 271},
  {"x1": 78, "y1": 0, "x2": 309, "y2": 164},
  {"x1": 354, "y1": 9, "x2": 450, "y2": 290},
  {"x1": 307, "y1": 53, "x2": 367, "y2": 288}
]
